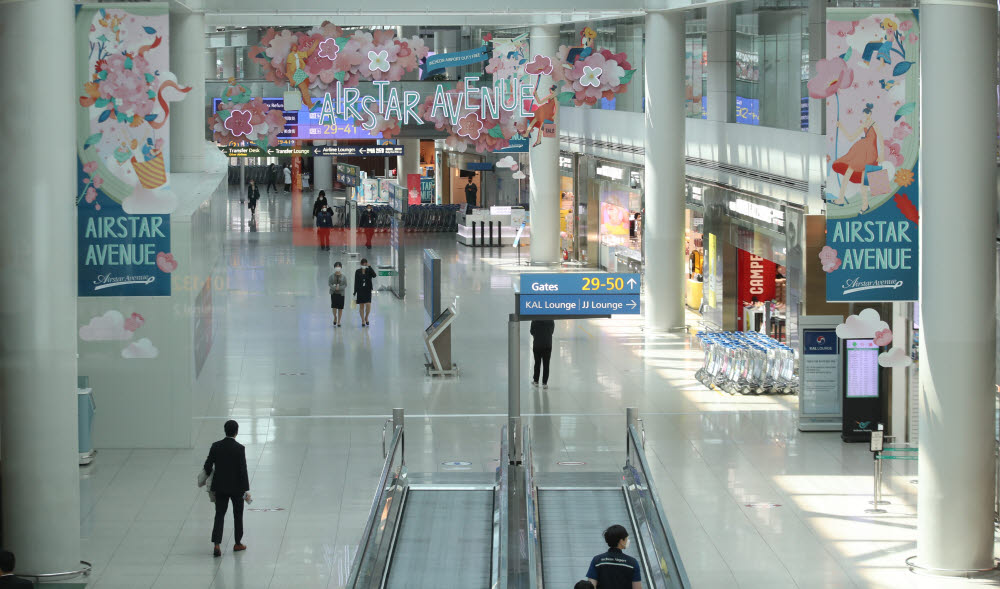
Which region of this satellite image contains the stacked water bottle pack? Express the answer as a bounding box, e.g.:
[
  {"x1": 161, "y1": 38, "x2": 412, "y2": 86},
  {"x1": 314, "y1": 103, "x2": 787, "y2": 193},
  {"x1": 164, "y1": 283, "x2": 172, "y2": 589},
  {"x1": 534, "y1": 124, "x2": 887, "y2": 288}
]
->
[{"x1": 694, "y1": 331, "x2": 798, "y2": 395}]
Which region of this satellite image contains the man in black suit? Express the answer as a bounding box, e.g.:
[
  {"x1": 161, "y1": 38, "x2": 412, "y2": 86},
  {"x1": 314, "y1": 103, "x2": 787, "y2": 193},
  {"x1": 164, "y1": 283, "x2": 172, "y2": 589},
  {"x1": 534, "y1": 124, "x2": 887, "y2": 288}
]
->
[
  {"x1": 0, "y1": 550, "x2": 33, "y2": 587},
  {"x1": 204, "y1": 420, "x2": 251, "y2": 557}
]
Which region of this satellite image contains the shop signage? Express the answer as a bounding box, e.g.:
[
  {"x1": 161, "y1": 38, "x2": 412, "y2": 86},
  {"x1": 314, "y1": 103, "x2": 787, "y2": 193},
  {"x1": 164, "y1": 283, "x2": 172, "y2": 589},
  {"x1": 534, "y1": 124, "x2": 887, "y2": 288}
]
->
[
  {"x1": 420, "y1": 177, "x2": 434, "y2": 203},
  {"x1": 559, "y1": 156, "x2": 573, "y2": 169},
  {"x1": 494, "y1": 138, "x2": 529, "y2": 153},
  {"x1": 728, "y1": 198, "x2": 783, "y2": 228},
  {"x1": 406, "y1": 174, "x2": 421, "y2": 206},
  {"x1": 337, "y1": 163, "x2": 360, "y2": 187},
  {"x1": 518, "y1": 273, "x2": 640, "y2": 316},
  {"x1": 421, "y1": 46, "x2": 491, "y2": 79},
  {"x1": 816, "y1": 9, "x2": 920, "y2": 302},
  {"x1": 596, "y1": 165, "x2": 624, "y2": 180},
  {"x1": 737, "y1": 249, "x2": 776, "y2": 330}
]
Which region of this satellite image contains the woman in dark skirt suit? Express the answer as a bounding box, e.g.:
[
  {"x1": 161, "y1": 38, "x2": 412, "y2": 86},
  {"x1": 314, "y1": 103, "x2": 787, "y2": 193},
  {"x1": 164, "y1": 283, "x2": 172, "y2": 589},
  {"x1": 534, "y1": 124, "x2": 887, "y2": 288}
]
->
[
  {"x1": 354, "y1": 258, "x2": 377, "y2": 327},
  {"x1": 328, "y1": 261, "x2": 347, "y2": 326}
]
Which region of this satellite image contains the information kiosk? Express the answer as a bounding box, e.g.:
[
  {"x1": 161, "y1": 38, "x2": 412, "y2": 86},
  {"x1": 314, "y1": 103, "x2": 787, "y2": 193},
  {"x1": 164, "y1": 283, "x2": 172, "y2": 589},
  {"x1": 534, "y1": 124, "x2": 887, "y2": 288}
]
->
[{"x1": 842, "y1": 339, "x2": 885, "y2": 442}]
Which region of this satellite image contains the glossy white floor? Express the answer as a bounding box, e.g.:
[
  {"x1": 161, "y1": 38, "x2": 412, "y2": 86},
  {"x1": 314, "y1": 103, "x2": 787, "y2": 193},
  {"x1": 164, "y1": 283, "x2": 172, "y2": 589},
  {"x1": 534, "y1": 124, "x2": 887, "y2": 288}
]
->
[{"x1": 78, "y1": 188, "x2": 1000, "y2": 588}]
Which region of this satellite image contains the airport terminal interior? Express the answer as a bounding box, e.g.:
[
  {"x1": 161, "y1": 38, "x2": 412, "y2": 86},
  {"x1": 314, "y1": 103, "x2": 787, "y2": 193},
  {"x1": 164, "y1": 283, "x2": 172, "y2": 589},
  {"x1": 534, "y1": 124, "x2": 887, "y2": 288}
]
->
[{"x1": 2, "y1": 0, "x2": 1000, "y2": 588}]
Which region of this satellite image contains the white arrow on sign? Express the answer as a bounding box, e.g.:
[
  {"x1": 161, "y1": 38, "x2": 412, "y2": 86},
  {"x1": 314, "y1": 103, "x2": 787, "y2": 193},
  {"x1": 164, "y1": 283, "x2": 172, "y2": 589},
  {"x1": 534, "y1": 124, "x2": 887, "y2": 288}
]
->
[
  {"x1": 627, "y1": 278, "x2": 637, "y2": 289},
  {"x1": 627, "y1": 300, "x2": 637, "y2": 310}
]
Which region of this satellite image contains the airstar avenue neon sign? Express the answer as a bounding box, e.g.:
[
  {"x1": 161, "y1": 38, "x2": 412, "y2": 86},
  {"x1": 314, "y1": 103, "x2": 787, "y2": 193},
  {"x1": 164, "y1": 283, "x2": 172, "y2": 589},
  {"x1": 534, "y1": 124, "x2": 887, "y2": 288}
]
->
[{"x1": 319, "y1": 75, "x2": 537, "y2": 131}]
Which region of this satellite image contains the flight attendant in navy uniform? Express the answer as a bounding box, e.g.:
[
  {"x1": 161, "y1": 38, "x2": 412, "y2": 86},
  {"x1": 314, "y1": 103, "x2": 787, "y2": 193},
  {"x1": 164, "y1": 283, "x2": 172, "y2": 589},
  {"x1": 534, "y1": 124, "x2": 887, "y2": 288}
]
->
[{"x1": 584, "y1": 525, "x2": 642, "y2": 588}]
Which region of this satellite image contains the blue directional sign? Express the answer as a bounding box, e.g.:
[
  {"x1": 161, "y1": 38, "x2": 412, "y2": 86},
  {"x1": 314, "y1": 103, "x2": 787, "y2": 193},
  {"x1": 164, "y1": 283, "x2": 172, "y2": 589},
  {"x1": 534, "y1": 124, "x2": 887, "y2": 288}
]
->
[{"x1": 518, "y1": 273, "x2": 641, "y2": 316}]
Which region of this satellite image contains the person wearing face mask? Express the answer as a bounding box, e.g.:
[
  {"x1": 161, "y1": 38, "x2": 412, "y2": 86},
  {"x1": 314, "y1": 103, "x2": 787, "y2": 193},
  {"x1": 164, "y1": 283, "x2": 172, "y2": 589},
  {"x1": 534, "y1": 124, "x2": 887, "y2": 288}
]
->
[
  {"x1": 316, "y1": 204, "x2": 334, "y2": 250},
  {"x1": 359, "y1": 204, "x2": 377, "y2": 249},
  {"x1": 585, "y1": 525, "x2": 642, "y2": 588},
  {"x1": 328, "y1": 261, "x2": 347, "y2": 326},
  {"x1": 353, "y1": 258, "x2": 377, "y2": 327}
]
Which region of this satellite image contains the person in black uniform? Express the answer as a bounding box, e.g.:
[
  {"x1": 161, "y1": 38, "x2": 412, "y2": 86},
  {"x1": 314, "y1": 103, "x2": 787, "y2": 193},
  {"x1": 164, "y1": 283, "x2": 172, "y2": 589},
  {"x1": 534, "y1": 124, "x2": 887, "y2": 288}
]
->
[
  {"x1": 204, "y1": 420, "x2": 251, "y2": 557},
  {"x1": 585, "y1": 525, "x2": 642, "y2": 588},
  {"x1": 247, "y1": 180, "x2": 260, "y2": 216},
  {"x1": 316, "y1": 204, "x2": 334, "y2": 250},
  {"x1": 530, "y1": 319, "x2": 555, "y2": 389},
  {"x1": 359, "y1": 204, "x2": 376, "y2": 249},
  {"x1": 312, "y1": 190, "x2": 328, "y2": 222},
  {"x1": 354, "y1": 258, "x2": 377, "y2": 327},
  {"x1": 464, "y1": 176, "x2": 478, "y2": 213},
  {"x1": 0, "y1": 551, "x2": 33, "y2": 587},
  {"x1": 265, "y1": 163, "x2": 277, "y2": 193}
]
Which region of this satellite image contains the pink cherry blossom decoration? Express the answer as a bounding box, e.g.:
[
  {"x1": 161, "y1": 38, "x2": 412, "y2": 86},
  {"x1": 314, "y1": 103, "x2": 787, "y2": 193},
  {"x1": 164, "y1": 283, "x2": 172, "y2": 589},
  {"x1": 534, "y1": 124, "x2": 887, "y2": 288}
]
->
[
  {"x1": 83, "y1": 161, "x2": 98, "y2": 174},
  {"x1": 456, "y1": 113, "x2": 484, "y2": 140},
  {"x1": 224, "y1": 110, "x2": 253, "y2": 137},
  {"x1": 525, "y1": 55, "x2": 553, "y2": 76},
  {"x1": 808, "y1": 58, "x2": 854, "y2": 99},
  {"x1": 873, "y1": 328, "x2": 893, "y2": 347},
  {"x1": 92, "y1": 175, "x2": 104, "y2": 188},
  {"x1": 317, "y1": 37, "x2": 339, "y2": 61},
  {"x1": 85, "y1": 187, "x2": 97, "y2": 203},
  {"x1": 124, "y1": 312, "x2": 145, "y2": 332}
]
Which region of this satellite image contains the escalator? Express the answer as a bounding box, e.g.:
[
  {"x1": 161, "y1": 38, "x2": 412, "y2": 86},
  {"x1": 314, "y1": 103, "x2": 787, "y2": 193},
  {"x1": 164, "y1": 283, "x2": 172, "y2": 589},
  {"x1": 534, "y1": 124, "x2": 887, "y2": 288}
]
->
[
  {"x1": 348, "y1": 412, "x2": 688, "y2": 589},
  {"x1": 347, "y1": 419, "x2": 508, "y2": 589}
]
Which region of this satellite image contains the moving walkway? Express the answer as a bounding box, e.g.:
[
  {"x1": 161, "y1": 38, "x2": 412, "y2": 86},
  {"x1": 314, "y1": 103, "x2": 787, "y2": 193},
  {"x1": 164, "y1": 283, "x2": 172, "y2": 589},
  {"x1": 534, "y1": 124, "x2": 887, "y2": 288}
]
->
[{"x1": 347, "y1": 410, "x2": 690, "y2": 589}]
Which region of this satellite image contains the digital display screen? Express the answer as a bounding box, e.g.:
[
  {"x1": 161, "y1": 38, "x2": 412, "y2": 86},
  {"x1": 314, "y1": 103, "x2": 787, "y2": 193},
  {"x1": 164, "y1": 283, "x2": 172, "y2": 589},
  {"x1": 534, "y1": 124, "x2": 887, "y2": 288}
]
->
[
  {"x1": 212, "y1": 97, "x2": 382, "y2": 141},
  {"x1": 845, "y1": 339, "x2": 879, "y2": 398}
]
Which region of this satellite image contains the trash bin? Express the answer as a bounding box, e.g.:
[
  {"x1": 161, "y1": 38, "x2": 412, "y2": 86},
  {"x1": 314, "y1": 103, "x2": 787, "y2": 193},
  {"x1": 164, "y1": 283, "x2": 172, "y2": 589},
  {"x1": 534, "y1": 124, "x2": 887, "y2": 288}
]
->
[{"x1": 78, "y1": 388, "x2": 96, "y2": 466}]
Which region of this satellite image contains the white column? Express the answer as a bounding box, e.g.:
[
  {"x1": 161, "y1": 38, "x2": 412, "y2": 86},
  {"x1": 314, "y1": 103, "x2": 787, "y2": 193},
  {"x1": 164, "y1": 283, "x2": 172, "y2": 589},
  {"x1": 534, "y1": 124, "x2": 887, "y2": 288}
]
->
[
  {"x1": 169, "y1": 1, "x2": 206, "y2": 173},
  {"x1": 205, "y1": 49, "x2": 217, "y2": 81},
  {"x1": 313, "y1": 141, "x2": 333, "y2": 192},
  {"x1": 807, "y1": 0, "x2": 825, "y2": 134},
  {"x1": 644, "y1": 11, "x2": 686, "y2": 330},
  {"x1": 221, "y1": 46, "x2": 235, "y2": 79},
  {"x1": 917, "y1": 0, "x2": 997, "y2": 572},
  {"x1": 707, "y1": 5, "x2": 735, "y2": 123},
  {"x1": 528, "y1": 24, "x2": 560, "y2": 264},
  {"x1": 397, "y1": 139, "x2": 421, "y2": 184},
  {"x1": 0, "y1": 0, "x2": 81, "y2": 575}
]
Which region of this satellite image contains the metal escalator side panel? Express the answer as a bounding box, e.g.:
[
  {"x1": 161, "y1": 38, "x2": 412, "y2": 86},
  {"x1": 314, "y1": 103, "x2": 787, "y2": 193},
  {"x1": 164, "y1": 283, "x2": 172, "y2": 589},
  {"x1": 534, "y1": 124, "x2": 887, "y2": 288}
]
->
[
  {"x1": 621, "y1": 482, "x2": 663, "y2": 588},
  {"x1": 383, "y1": 489, "x2": 495, "y2": 589}
]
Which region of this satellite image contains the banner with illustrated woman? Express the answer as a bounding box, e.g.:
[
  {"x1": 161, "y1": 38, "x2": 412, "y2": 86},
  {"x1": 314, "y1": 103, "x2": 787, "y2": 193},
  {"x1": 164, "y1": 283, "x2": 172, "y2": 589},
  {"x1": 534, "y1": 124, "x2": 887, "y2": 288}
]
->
[{"x1": 810, "y1": 10, "x2": 919, "y2": 302}]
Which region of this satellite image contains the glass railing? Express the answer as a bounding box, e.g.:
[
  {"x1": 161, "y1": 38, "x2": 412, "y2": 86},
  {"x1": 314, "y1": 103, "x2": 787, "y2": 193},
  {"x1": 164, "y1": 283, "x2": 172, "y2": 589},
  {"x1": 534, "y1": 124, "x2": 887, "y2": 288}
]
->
[
  {"x1": 346, "y1": 424, "x2": 407, "y2": 589},
  {"x1": 624, "y1": 425, "x2": 691, "y2": 589},
  {"x1": 523, "y1": 425, "x2": 542, "y2": 589}
]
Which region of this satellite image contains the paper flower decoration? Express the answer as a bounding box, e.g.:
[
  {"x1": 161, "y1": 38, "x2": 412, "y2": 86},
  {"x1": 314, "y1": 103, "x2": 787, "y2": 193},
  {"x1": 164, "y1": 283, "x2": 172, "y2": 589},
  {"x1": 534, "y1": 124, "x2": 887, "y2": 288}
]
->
[
  {"x1": 124, "y1": 312, "x2": 145, "y2": 332},
  {"x1": 224, "y1": 110, "x2": 253, "y2": 137},
  {"x1": 580, "y1": 66, "x2": 603, "y2": 87},
  {"x1": 818, "y1": 245, "x2": 842, "y2": 273},
  {"x1": 525, "y1": 55, "x2": 553, "y2": 76},
  {"x1": 873, "y1": 328, "x2": 893, "y2": 347},
  {"x1": 368, "y1": 50, "x2": 390, "y2": 73},
  {"x1": 156, "y1": 252, "x2": 178, "y2": 273},
  {"x1": 317, "y1": 37, "x2": 339, "y2": 61},
  {"x1": 457, "y1": 113, "x2": 484, "y2": 140},
  {"x1": 894, "y1": 168, "x2": 914, "y2": 187}
]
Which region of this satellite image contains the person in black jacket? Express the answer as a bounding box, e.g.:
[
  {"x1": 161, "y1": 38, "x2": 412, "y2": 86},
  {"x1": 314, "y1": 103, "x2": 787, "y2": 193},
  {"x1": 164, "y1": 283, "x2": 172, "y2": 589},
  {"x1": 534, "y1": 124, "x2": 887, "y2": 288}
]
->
[
  {"x1": 247, "y1": 180, "x2": 260, "y2": 216},
  {"x1": 312, "y1": 190, "x2": 328, "y2": 222},
  {"x1": 530, "y1": 319, "x2": 555, "y2": 389},
  {"x1": 0, "y1": 551, "x2": 33, "y2": 587},
  {"x1": 359, "y1": 204, "x2": 377, "y2": 249},
  {"x1": 354, "y1": 258, "x2": 377, "y2": 326},
  {"x1": 316, "y1": 204, "x2": 334, "y2": 250},
  {"x1": 204, "y1": 420, "x2": 251, "y2": 557},
  {"x1": 265, "y1": 163, "x2": 277, "y2": 193}
]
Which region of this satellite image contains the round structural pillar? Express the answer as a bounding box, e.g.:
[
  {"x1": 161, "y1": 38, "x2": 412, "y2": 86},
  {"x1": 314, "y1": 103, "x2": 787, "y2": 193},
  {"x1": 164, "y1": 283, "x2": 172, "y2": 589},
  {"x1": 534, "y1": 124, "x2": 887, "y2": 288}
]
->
[
  {"x1": 917, "y1": 0, "x2": 998, "y2": 573},
  {"x1": 169, "y1": 1, "x2": 206, "y2": 173},
  {"x1": 528, "y1": 24, "x2": 560, "y2": 265},
  {"x1": 313, "y1": 141, "x2": 333, "y2": 192},
  {"x1": 643, "y1": 11, "x2": 686, "y2": 330},
  {"x1": 0, "y1": 0, "x2": 82, "y2": 575}
]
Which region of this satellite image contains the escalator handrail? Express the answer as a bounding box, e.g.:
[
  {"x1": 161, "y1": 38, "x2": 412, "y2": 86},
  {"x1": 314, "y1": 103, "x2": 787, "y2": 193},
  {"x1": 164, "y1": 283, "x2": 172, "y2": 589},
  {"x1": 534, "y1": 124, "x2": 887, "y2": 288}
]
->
[
  {"x1": 626, "y1": 424, "x2": 692, "y2": 589},
  {"x1": 523, "y1": 425, "x2": 543, "y2": 589},
  {"x1": 347, "y1": 424, "x2": 404, "y2": 588},
  {"x1": 493, "y1": 425, "x2": 509, "y2": 589}
]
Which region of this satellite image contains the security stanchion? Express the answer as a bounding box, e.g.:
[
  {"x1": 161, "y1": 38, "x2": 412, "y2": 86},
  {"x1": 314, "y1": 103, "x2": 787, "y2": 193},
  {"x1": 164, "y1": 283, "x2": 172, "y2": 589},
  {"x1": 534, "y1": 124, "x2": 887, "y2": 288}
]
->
[{"x1": 865, "y1": 428, "x2": 889, "y2": 513}]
